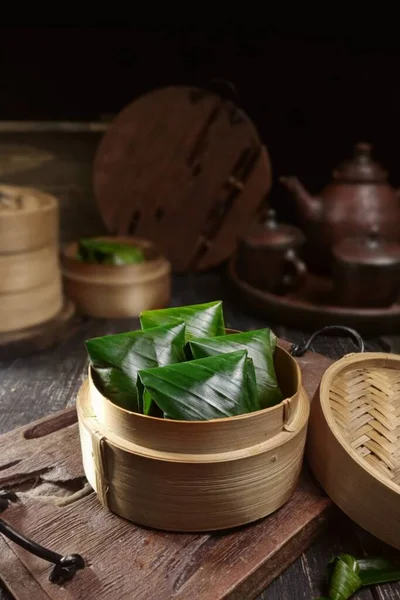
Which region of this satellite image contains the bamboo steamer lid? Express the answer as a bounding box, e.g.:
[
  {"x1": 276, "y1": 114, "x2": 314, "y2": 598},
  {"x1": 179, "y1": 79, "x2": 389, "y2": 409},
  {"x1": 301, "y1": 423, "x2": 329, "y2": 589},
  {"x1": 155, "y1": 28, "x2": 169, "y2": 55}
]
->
[
  {"x1": 61, "y1": 236, "x2": 171, "y2": 318},
  {"x1": 307, "y1": 351, "x2": 400, "y2": 550},
  {"x1": 93, "y1": 85, "x2": 272, "y2": 273},
  {"x1": 76, "y1": 345, "x2": 309, "y2": 532},
  {"x1": 0, "y1": 184, "x2": 58, "y2": 253}
]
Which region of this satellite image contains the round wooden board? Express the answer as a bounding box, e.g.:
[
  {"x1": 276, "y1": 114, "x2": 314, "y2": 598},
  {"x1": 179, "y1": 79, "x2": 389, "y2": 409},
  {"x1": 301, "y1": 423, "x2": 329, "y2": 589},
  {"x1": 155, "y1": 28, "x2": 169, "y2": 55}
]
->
[
  {"x1": 93, "y1": 85, "x2": 272, "y2": 273},
  {"x1": 0, "y1": 298, "x2": 78, "y2": 360},
  {"x1": 227, "y1": 258, "x2": 400, "y2": 335}
]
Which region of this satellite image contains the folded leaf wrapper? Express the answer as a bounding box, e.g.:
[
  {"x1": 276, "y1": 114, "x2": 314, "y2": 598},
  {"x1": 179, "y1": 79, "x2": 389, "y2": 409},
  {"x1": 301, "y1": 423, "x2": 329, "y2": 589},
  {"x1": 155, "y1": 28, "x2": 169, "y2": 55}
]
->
[
  {"x1": 77, "y1": 238, "x2": 145, "y2": 265},
  {"x1": 86, "y1": 322, "x2": 186, "y2": 411},
  {"x1": 137, "y1": 349, "x2": 259, "y2": 420},
  {"x1": 316, "y1": 554, "x2": 400, "y2": 600},
  {"x1": 189, "y1": 328, "x2": 283, "y2": 409},
  {"x1": 140, "y1": 300, "x2": 225, "y2": 341}
]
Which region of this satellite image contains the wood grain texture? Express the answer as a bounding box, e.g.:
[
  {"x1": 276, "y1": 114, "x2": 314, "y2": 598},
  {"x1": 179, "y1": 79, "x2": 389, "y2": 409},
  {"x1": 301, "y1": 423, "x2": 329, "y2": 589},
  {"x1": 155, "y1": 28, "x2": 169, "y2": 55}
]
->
[
  {"x1": 0, "y1": 270, "x2": 397, "y2": 600},
  {"x1": 0, "y1": 334, "x2": 332, "y2": 600},
  {"x1": 93, "y1": 86, "x2": 272, "y2": 273}
]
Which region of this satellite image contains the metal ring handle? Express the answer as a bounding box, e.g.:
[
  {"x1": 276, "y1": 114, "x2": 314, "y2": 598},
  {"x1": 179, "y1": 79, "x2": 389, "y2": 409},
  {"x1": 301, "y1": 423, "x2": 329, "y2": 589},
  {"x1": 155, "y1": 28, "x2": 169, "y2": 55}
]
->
[
  {"x1": 0, "y1": 490, "x2": 85, "y2": 585},
  {"x1": 290, "y1": 325, "x2": 365, "y2": 357}
]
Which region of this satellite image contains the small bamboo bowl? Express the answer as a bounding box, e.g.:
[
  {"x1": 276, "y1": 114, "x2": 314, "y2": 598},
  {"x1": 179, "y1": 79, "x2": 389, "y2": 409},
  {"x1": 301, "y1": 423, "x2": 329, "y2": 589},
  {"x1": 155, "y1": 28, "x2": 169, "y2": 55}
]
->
[
  {"x1": 0, "y1": 184, "x2": 58, "y2": 253},
  {"x1": 61, "y1": 236, "x2": 171, "y2": 318},
  {"x1": 307, "y1": 352, "x2": 400, "y2": 550},
  {"x1": 77, "y1": 344, "x2": 309, "y2": 532}
]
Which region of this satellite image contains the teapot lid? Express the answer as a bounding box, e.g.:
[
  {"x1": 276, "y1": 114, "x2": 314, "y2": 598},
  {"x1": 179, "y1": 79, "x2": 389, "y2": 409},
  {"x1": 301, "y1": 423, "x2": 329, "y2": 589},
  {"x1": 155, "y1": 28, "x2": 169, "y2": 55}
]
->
[
  {"x1": 333, "y1": 143, "x2": 388, "y2": 182},
  {"x1": 334, "y1": 225, "x2": 400, "y2": 266},
  {"x1": 242, "y1": 209, "x2": 305, "y2": 247}
]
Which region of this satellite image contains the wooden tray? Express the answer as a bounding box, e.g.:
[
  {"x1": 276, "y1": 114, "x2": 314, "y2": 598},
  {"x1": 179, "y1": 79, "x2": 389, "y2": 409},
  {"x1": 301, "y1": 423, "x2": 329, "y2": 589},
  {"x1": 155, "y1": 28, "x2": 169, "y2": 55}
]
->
[
  {"x1": 93, "y1": 85, "x2": 272, "y2": 273},
  {"x1": 0, "y1": 340, "x2": 334, "y2": 600},
  {"x1": 227, "y1": 259, "x2": 400, "y2": 335}
]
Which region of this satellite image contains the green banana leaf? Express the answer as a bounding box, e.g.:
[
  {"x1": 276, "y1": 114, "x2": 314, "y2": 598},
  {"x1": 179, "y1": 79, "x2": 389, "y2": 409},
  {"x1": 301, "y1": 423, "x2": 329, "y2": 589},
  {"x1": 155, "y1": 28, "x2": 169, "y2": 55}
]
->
[
  {"x1": 77, "y1": 238, "x2": 145, "y2": 265},
  {"x1": 189, "y1": 328, "x2": 283, "y2": 409},
  {"x1": 357, "y1": 556, "x2": 400, "y2": 586},
  {"x1": 140, "y1": 300, "x2": 225, "y2": 342},
  {"x1": 137, "y1": 349, "x2": 259, "y2": 420},
  {"x1": 327, "y1": 554, "x2": 362, "y2": 600},
  {"x1": 319, "y1": 554, "x2": 400, "y2": 600},
  {"x1": 86, "y1": 321, "x2": 186, "y2": 412}
]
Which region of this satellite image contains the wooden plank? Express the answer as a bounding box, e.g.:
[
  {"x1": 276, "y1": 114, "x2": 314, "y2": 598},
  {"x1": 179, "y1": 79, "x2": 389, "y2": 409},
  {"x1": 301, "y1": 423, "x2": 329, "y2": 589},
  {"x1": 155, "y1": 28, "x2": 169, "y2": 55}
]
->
[
  {"x1": 0, "y1": 342, "x2": 333, "y2": 600},
  {"x1": 262, "y1": 514, "x2": 376, "y2": 599},
  {"x1": 0, "y1": 538, "x2": 50, "y2": 600}
]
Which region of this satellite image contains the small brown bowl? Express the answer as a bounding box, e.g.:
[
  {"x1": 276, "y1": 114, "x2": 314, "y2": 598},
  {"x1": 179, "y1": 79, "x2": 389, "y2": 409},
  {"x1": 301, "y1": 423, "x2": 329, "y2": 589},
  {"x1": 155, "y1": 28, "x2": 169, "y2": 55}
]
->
[{"x1": 61, "y1": 236, "x2": 171, "y2": 318}]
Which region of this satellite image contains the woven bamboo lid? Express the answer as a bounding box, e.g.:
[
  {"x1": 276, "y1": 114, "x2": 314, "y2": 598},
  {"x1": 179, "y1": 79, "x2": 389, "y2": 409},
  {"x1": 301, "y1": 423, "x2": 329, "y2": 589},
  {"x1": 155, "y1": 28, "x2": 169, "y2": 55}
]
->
[{"x1": 307, "y1": 351, "x2": 400, "y2": 549}]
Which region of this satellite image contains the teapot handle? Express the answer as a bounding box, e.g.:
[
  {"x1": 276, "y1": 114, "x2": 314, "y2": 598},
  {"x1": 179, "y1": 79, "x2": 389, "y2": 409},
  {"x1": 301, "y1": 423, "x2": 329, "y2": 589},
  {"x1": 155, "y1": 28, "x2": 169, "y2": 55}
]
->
[
  {"x1": 282, "y1": 248, "x2": 308, "y2": 290},
  {"x1": 290, "y1": 325, "x2": 365, "y2": 357}
]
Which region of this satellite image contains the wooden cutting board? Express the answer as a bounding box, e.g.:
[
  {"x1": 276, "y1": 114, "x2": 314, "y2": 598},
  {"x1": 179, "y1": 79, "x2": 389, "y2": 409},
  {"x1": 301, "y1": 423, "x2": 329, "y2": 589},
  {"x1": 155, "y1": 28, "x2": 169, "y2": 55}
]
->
[
  {"x1": 0, "y1": 341, "x2": 334, "y2": 600},
  {"x1": 93, "y1": 85, "x2": 272, "y2": 273}
]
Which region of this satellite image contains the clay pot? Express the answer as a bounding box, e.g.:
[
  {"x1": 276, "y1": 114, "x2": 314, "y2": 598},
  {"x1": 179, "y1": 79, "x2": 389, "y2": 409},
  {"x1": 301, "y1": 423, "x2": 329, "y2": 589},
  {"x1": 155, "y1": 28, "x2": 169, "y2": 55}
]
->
[{"x1": 333, "y1": 226, "x2": 400, "y2": 308}]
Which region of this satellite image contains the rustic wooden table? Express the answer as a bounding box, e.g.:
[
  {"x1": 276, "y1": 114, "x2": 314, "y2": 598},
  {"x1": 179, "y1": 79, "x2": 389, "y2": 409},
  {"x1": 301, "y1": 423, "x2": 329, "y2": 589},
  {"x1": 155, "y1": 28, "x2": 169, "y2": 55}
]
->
[{"x1": 0, "y1": 270, "x2": 399, "y2": 600}]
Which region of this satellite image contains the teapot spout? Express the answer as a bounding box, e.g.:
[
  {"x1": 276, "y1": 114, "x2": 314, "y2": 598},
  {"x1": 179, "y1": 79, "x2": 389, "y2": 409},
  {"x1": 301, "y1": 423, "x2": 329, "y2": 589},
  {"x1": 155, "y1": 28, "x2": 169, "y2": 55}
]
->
[{"x1": 280, "y1": 176, "x2": 321, "y2": 222}]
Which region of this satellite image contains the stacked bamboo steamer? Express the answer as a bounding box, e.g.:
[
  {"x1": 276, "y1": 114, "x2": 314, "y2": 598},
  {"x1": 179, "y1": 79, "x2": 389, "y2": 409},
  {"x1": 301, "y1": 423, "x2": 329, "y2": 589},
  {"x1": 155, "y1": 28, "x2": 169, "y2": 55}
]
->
[{"x1": 0, "y1": 184, "x2": 62, "y2": 333}]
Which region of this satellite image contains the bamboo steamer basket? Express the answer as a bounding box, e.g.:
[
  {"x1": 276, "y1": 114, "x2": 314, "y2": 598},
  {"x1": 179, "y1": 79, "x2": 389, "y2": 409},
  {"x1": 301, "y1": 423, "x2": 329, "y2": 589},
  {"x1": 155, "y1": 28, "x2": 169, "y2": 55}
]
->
[
  {"x1": 0, "y1": 185, "x2": 62, "y2": 333},
  {"x1": 0, "y1": 276, "x2": 63, "y2": 333},
  {"x1": 76, "y1": 343, "x2": 309, "y2": 532},
  {"x1": 307, "y1": 351, "x2": 400, "y2": 550},
  {"x1": 0, "y1": 184, "x2": 58, "y2": 253},
  {"x1": 0, "y1": 244, "x2": 59, "y2": 293},
  {"x1": 61, "y1": 236, "x2": 171, "y2": 318}
]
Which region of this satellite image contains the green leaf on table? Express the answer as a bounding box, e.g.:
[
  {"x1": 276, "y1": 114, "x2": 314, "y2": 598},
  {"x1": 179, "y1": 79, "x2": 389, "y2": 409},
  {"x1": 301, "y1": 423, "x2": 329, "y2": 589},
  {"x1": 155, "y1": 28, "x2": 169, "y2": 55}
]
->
[
  {"x1": 189, "y1": 328, "x2": 283, "y2": 409},
  {"x1": 77, "y1": 238, "x2": 145, "y2": 265},
  {"x1": 86, "y1": 321, "x2": 186, "y2": 412},
  {"x1": 140, "y1": 300, "x2": 225, "y2": 342},
  {"x1": 357, "y1": 556, "x2": 400, "y2": 586},
  {"x1": 324, "y1": 554, "x2": 400, "y2": 600},
  {"x1": 327, "y1": 554, "x2": 362, "y2": 600},
  {"x1": 137, "y1": 349, "x2": 259, "y2": 420}
]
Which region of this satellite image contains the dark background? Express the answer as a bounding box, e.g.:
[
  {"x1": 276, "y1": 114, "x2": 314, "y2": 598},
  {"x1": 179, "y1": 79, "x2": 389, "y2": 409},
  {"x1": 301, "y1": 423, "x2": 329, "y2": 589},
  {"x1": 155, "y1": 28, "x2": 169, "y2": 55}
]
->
[{"x1": 1, "y1": 24, "x2": 399, "y2": 220}]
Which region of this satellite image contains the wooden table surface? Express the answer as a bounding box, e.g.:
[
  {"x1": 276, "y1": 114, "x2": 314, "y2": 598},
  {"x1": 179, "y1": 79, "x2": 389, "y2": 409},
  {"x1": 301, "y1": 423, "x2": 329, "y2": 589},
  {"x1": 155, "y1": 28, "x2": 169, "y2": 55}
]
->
[{"x1": 0, "y1": 270, "x2": 399, "y2": 600}]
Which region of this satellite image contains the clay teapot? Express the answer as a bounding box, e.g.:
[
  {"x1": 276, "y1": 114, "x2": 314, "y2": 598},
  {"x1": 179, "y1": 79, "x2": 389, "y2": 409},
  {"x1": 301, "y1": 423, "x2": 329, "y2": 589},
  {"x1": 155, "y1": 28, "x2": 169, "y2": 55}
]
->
[{"x1": 280, "y1": 143, "x2": 400, "y2": 273}]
